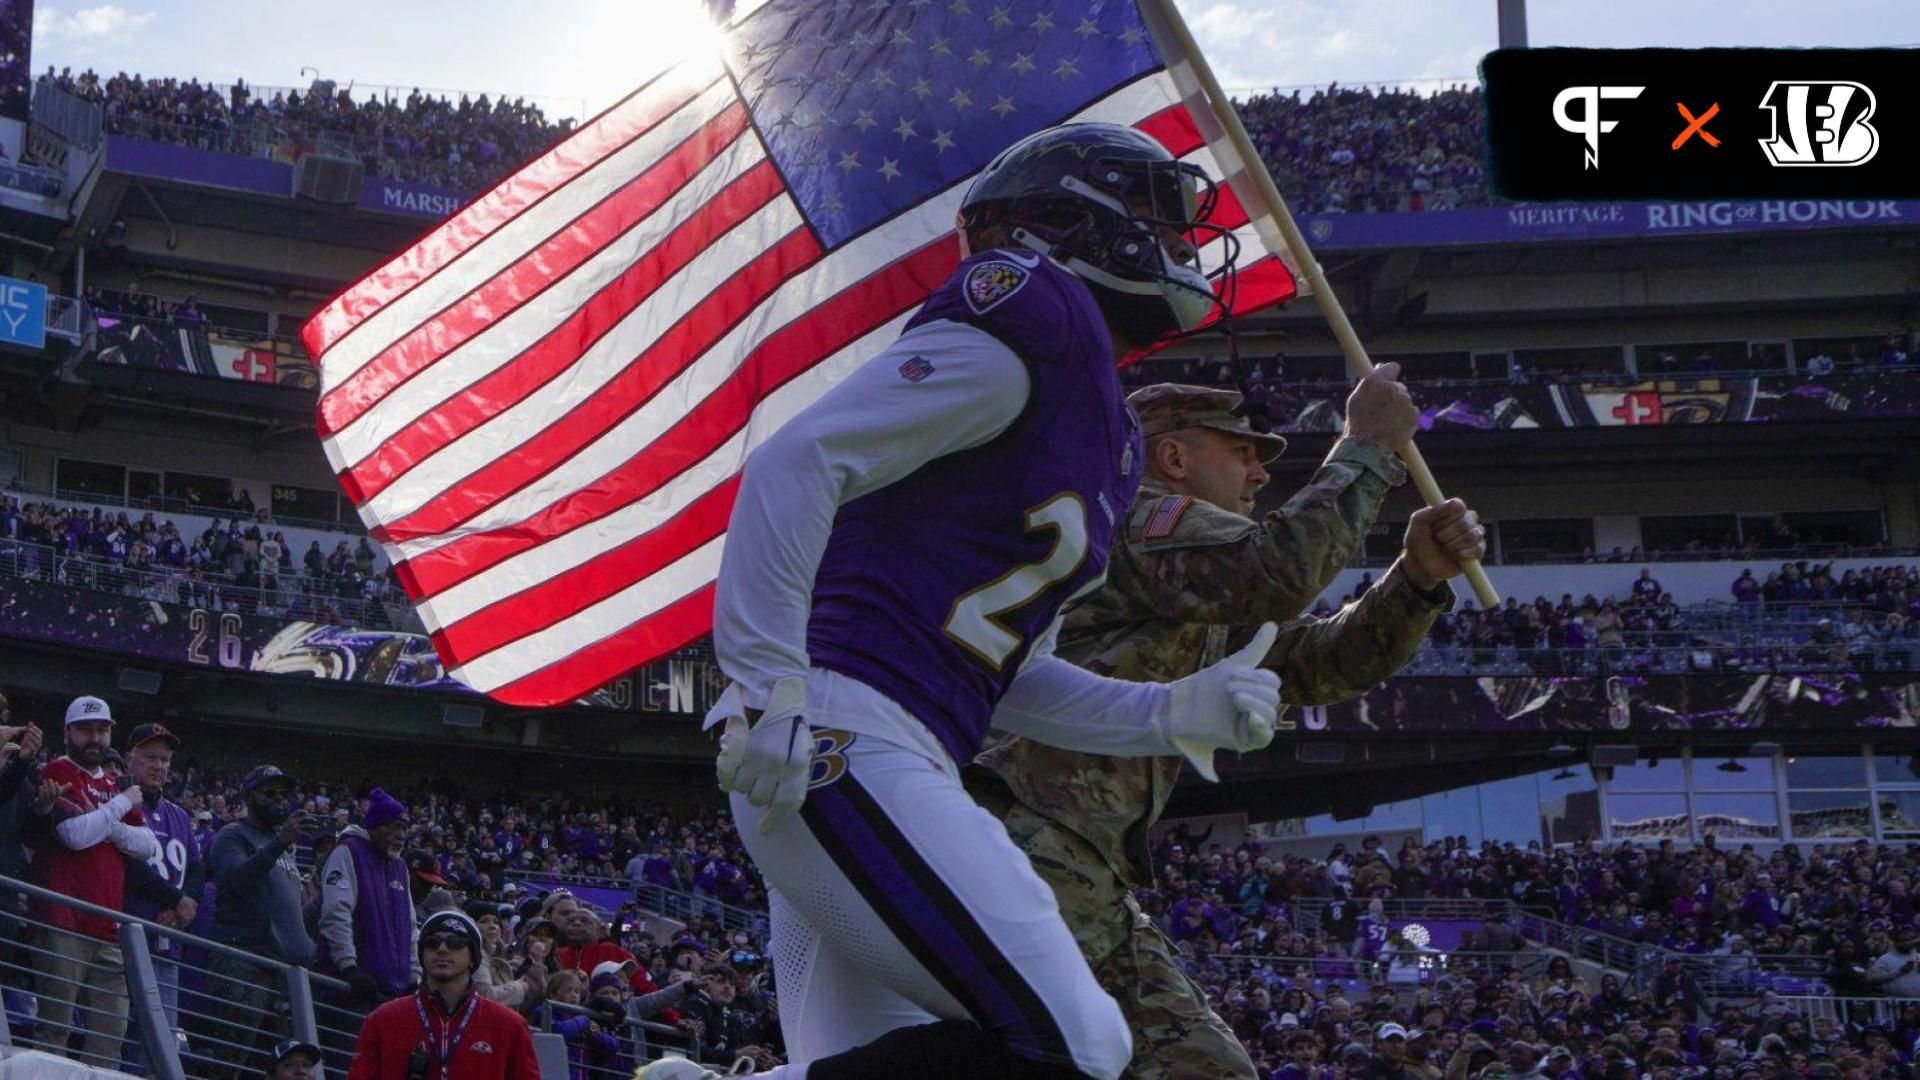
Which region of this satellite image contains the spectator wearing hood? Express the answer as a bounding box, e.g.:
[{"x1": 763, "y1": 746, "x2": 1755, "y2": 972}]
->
[
  {"x1": 470, "y1": 901, "x2": 545, "y2": 1015},
  {"x1": 319, "y1": 787, "x2": 418, "y2": 1002}
]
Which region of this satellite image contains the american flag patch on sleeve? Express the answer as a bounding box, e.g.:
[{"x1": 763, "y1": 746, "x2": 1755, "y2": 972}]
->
[{"x1": 1143, "y1": 495, "x2": 1194, "y2": 540}]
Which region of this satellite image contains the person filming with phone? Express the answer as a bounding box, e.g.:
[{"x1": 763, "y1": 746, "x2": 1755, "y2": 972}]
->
[{"x1": 206, "y1": 764, "x2": 320, "y2": 1077}]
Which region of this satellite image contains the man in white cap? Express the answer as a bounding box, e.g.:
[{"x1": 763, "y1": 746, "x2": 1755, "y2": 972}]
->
[
  {"x1": 1360, "y1": 1023, "x2": 1423, "y2": 1080},
  {"x1": 31, "y1": 695, "x2": 159, "y2": 1068}
]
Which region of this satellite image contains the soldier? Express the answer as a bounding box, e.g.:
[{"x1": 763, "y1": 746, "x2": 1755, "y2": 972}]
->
[{"x1": 968, "y1": 370, "x2": 1488, "y2": 1080}]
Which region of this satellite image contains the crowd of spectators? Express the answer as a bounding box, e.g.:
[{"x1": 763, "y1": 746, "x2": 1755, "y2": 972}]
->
[
  {"x1": 1234, "y1": 82, "x2": 1490, "y2": 214},
  {"x1": 1335, "y1": 562, "x2": 1920, "y2": 678},
  {"x1": 0, "y1": 698, "x2": 780, "y2": 1073},
  {"x1": 0, "y1": 492, "x2": 406, "y2": 628},
  {"x1": 85, "y1": 287, "x2": 210, "y2": 333},
  {"x1": 39, "y1": 67, "x2": 575, "y2": 192},
  {"x1": 1144, "y1": 832, "x2": 1920, "y2": 1080},
  {"x1": 37, "y1": 60, "x2": 1496, "y2": 209},
  {"x1": 6, "y1": 684, "x2": 1920, "y2": 1077}
]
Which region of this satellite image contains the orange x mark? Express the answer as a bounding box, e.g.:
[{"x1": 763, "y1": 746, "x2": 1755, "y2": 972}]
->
[{"x1": 1673, "y1": 101, "x2": 1721, "y2": 149}]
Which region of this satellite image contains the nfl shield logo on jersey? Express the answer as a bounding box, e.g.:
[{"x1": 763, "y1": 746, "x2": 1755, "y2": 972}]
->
[
  {"x1": 898, "y1": 356, "x2": 935, "y2": 382},
  {"x1": 963, "y1": 260, "x2": 1031, "y2": 315}
]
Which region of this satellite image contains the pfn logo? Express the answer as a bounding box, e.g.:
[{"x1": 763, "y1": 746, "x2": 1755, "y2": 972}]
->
[
  {"x1": 1757, "y1": 81, "x2": 1879, "y2": 167},
  {"x1": 1553, "y1": 85, "x2": 1645, "y2": 170}
]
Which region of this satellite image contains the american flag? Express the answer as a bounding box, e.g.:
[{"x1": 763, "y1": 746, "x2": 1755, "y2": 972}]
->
[{"x1": 303, "y1": 0, "x2": 1299, "y2": 707}]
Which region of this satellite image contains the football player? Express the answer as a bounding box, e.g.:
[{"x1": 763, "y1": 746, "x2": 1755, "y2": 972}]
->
[{"x1": 665, "y1": 124, "x2": 1279, "y2": 1080}]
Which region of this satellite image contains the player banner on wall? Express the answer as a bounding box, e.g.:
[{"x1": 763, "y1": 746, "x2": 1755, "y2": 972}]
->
[
  {"x1": 1263, "y1": 372, "x2": 1920, "y2": 434},
  {"x1": 0, "y1": 567, "x2": 1911, "y2": 732},
  {"x1": 0, "y1": 569, "x2": 722, "y2": 715}
]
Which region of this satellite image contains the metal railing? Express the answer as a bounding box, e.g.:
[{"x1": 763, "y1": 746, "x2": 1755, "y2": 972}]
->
[
  {"x1": 0, "y1": 157, "x2": 67, "y2": 198},
  {"x1": 1284, "y1": 897, "x2": 1520, "y2": 932},
  {"x1": 1775, "y1": 994, "x2": 1903, "y2": 1028},
  {"x1": 0, "y1": 536, "x2": 405, "y2": 629},
  {"x1": 1181, "y1": 950, "x2": 1557, "y2": 995},
  {"x1": 32, "y1": 79, "x2": 105, "y2": 151},
  {"x1": 89, "y1": 306, "x2": 309, "y2": 360},
  {"x1": 541, "y1": 999, "x2": 699, "y2": 1080},
  {"x1": 16, "y1": 481, "x2": 365, "y2": 538},
  {"x1": 1, "y1": 872, "x2": 350, "y2": 1080},
  {"x1": 497, "y1": 871, "x2": 771, "y2": 942},
  {"x1": 1121, "y1": 363, "x2": 1920, "y2": 394},
  {"x1": 1675, "y1": 952, "x2": 1834, "y2": 1000},
  {"x1": 630, "y1": 884, "x2": 769, "y2": 941},
  {"x1": 1509, "y1": 910, "x2": 1671, "y2": 987}
]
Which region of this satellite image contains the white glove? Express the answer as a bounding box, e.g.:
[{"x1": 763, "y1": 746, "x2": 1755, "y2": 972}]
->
[
  {"x1": 1165, "y1": 623, "x2": 1282, "y2": 782},
  {"x1": 714, "y1": 676, "x2": 813, "y2": 836}
]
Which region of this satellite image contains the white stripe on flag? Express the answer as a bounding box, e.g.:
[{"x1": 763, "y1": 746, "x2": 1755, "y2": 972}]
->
[
  {"x1": 317, "y1": 73, "x2": 736, "y2": 409},
  {"x1": 447, "y1": 534, "x2": 727, "y2": 692},
  {"x1": 360, "y1": 182, "x2": 795, "y2": 529},
  {"x1": 420, "y1": 313, "x2": 911, "y2": 669}
]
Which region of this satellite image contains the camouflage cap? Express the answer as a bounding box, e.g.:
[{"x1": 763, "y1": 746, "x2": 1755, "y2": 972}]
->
[{"x1": 1128, "y1": 382, "x2": 1287, "y2": 462}]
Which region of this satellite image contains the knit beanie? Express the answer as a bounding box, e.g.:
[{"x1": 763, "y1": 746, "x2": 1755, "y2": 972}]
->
[
  {"x1": 419, "y1": 910, "x2": 483, "y2": 973},
  {"x1": 362, "y1": 788, "x2": 408, "y2": 831}
]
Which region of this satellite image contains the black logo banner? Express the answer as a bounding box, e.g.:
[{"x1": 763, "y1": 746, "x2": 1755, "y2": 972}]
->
[{"x1": 1482, "y1": 48, "x2": 1920, "y2": 201}]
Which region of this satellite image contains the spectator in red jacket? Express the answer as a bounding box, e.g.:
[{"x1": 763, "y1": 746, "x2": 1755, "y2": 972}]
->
[
  {"x1": 32, "y1": 695, "x2": 158, "y2": 1068},
  {"x1": 547, "y1": 892, "x2": 666, "y2": 999},
  {"x1": 348, "y1": 910, "x2": 539, "y2": 1080}
]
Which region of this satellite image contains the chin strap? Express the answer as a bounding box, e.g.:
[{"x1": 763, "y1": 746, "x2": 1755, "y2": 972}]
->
[{"x1": 1220, "y1": 317, "x2": 1276, "y2": 436}]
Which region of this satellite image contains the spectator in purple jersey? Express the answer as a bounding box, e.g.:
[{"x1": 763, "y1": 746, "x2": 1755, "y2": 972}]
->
[
  {"x1": 1742, "y1": 872, "x2": 1783, "y2": 933},
  {"x1": 191, "y1": 808, "x2": 217, "y2": 861},
  {"x1": 120, "y1": 722, "x2": 199, "y2": 1076}
]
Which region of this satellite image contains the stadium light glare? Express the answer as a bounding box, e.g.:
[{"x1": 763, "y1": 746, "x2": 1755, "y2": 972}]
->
[{"x1": 624, "y1": 1, "x2": 730, "y2": 88}]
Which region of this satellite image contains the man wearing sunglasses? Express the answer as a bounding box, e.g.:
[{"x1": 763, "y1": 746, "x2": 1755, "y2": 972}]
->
[{"x1": 347, "y1": 910, "x2": 539, "y2": 1079}]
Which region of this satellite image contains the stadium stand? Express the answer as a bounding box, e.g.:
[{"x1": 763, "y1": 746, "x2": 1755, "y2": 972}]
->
[
  {"x1": 1, "y1": 50, "x2": 1918, "y2": 1080},
  {"x1": 39, "y1": 67, "x2": 575, "y2": 194}
]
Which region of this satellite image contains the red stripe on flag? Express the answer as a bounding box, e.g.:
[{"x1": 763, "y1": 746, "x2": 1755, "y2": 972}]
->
[
  {"x1": 341, "y1": 159, "x2": 786, "y2": 505},
  {"x1": 1226, "y1": 255, "x2": 1298, "y2": 315},
  {"x1": 487, "y1": 583, "x2": 717, "y2": 707},
  {"x1": 430, "y1": 476, "x2": 740, "y2": 664},
  {"x1": 1134, "y1": 103, "x2": 1203, "y2": 157},
  {"x1": 1207, "y1": 183, "x2": 1249, "y2": 232},
  {"x1": 378, "y1": 224, "x2": 823, "y2": 549},
  {"x1": 393, "y1": 233, "x2": 963, "y2": 600},
  {"x1": 303, "y1": 70, "x2": 719, "y2": 359},
  {"x1": 318, "y1": 103, "x2": 754, "y2": 438}
]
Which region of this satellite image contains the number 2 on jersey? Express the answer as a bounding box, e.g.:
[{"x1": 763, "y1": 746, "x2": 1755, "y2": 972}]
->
[{"x1": 943, "y1": 493, "x2": 1090, "y2": 670}]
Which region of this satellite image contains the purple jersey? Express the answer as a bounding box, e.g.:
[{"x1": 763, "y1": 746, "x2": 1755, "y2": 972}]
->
[
  {"x1": 808, "y1": 250, "x2": 1142, "y2": 765},
  {"x1": 128, "y1": 795, "x2": 196, "y2": 950}
]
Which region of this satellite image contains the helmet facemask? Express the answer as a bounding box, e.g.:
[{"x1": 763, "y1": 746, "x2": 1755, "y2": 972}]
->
[{"x1": 965, "y1": 150, "x2": 1240, "y2": 345}]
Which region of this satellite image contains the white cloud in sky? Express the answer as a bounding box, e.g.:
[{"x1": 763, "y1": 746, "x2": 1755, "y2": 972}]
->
[{"x1": 35, "y1": 4, "x2": 155, "y2": 40}]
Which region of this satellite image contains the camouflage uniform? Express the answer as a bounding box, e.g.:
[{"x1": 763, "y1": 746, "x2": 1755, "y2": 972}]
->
[{"x1": 968, "y1": 384, "x2": 1455, "y2": 1080}]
